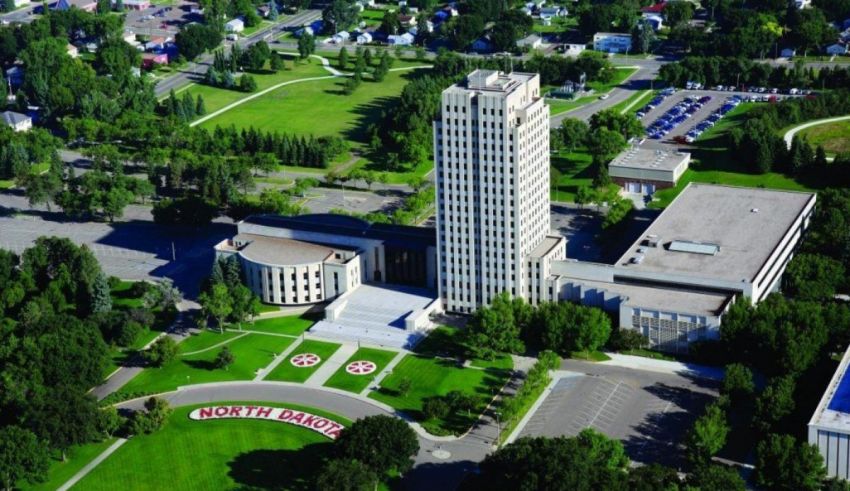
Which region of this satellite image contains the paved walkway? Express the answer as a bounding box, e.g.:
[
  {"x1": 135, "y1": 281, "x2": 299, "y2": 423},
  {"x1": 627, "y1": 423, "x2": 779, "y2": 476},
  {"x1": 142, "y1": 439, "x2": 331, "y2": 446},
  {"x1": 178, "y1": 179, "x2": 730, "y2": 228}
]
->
[
  {"x1": 253, "y1": 336, "x2": 304, "y2": 381},
  {"x1": 599, "y1": 353, "x2": 725, "y2": 380},
  {"x1": 783, "y1": 114, "x2": 850, "y2": 149},
  {"x1": 57, "y1": 438, "x2": 128, "y2": 491},
  {"x1": 360, "y1": 350, "x2": 407, "y2": 396},
  {"x1": 305, "y1": 342, "x2": 358, "y2": 387},
  {"x1": 180, "y1": 332, "x2": 249, "y2": 356}
]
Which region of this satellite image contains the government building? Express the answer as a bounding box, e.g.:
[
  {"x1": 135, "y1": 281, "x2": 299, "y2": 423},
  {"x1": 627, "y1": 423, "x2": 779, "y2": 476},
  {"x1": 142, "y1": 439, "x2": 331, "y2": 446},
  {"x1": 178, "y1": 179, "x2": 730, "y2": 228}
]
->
[{"x1": 215, "y1": 69, "x2": 815, "y2": 352}]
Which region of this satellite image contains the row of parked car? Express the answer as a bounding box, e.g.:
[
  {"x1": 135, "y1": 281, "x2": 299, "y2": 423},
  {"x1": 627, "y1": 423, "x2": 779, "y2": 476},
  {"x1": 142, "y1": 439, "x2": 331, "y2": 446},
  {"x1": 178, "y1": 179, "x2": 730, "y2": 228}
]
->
[
  {"x1": 686, "y1": 81, "x2": 815, "y2": 96},
  {"x1": 634, "y1": 88, "x2": 677, "y2": 120},
  {"x1": 645, "y1": 95, "x2": 712, "y2": 140},
  {"x1": 678, "y1": 96, "x2": 742, "y2": 143}
]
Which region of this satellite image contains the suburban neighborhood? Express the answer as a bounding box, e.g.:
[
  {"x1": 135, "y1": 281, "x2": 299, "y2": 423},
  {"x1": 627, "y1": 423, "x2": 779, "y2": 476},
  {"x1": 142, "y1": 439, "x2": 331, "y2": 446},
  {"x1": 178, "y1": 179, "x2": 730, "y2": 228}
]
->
[{"x1": 0, "y1": 0, "x2": 849, "y2": 489}]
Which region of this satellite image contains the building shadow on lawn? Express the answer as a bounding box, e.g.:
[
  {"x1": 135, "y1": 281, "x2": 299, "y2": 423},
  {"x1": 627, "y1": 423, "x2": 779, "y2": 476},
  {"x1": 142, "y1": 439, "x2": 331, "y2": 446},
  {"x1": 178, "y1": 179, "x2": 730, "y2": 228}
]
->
[
  {"x1": 228, "y1": 443, "x2": 333, "y2": 491},
  {"x1": 403, "y1": 460, "x2": 479, "y2": 491}
]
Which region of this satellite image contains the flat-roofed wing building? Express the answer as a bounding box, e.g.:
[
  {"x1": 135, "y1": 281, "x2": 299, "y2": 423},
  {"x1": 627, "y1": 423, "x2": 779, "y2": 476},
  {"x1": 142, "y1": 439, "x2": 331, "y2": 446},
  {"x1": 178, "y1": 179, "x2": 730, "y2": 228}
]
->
[{"x1": 609, "y1": 147, "x2": 691, "y2": 194}]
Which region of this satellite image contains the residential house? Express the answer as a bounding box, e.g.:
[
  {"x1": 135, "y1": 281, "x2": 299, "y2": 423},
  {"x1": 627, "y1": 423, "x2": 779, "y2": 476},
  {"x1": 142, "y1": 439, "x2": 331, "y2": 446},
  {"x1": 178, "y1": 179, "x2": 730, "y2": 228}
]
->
[
  {"x1": 643, "y1": 14, "x2": 663, "y2": 30},
  {"x1": 398, "y1": 14, "x2": 416, "y2": 26},
  {"x1": 407, "y1": 20, "x2": 433, "y2": 35},
  {"x1": 123, "y1": 30, "x2": 138, "y2": 45},
  {"x1": 780, "y1": 48, "x2": 796, "y2": 58},
  {"x1": 5, "y1": 66, "x2": 23, "y2": 87},
  {"x1": 387, "y1": 32, "x2": 415, "y2": 45},
  {"x1": 145, "y1": 36, "x2": 168, "y2": 51},
  {"x1": 826, "y1": 43, "x2": 848, "y2": 55},
  {"x1": 517, "y1": 34, "x2": 542, "y2": 49},
  {"x1": 795, "y1": 0, "x2": 811, "y2": 8},
  {"x1": 1, "y1": 111, "x2": 32, "y2": 132},
  {"x1": 53, "y1": 0, "x2": 97, "y2": 12},
  {"x1": 141, "y1": 52, "x2": 168, "y2": 69},
  {"x1": 593, "y1": 32, "x2": 632, "y2": 53},
  {"x1": 332, "y1": 31, "x2": 350, "y2": 43},
  {"x1": 120, "y1": 0, "x2": 150, "y2": 10},
  {"x1": 352, "y1": 2, "x2": 364, "y2": 12},
  {"x1": 356, "y1": 31, "x2": 372, "y2": 44},
  {"x1": 66, "y1": 43, "x2": 79, "y2": 58},
  {"x1": 541, "y1": 17, "x2": 551, "y2": 26},
  {"x1": 640, "y1": 1, "x2": 666, "y2": 15},
  {"x1": 539, "y1": 6, "x2": 566, "y2": 18},
  {"x1": 434, "y1": 10, "x2": 449, "y2": 21},
  {"x1": 225, "y1": 18, "x2": 245, "y2": 33},
  {"x1": 471, "y1": 37, "x2": 492, "y2": 53},
  {"x1": 295, "y1": 26, "x2": 314, "y2": 37},
  {"x1": 562, "y1": 43, "x2": 586, "y2": 57},
  {"x1": 521, "y1": 6, "x2": 532, "y2": 15}
]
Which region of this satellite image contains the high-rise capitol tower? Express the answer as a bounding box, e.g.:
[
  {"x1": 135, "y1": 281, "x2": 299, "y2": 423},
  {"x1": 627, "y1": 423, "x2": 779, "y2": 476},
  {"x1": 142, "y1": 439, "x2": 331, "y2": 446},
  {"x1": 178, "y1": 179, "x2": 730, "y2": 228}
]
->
[{"x1": 434, "y1": 70, "x2": 565, "y2": 313}]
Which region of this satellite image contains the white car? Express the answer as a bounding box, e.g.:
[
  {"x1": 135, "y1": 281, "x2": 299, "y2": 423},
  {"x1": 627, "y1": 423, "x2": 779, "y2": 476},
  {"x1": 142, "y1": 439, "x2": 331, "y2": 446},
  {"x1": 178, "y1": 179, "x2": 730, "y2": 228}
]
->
[{"x1": 599, "y1": 94, "x2": 610, "y2": 100}]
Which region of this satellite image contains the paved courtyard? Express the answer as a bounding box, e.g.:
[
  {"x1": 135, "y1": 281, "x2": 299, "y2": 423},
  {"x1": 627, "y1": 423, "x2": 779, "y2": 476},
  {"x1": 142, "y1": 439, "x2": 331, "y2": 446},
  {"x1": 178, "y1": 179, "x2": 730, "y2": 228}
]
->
[{"x1": 518, "y1": 361, "x2": 717, "y2": 467}]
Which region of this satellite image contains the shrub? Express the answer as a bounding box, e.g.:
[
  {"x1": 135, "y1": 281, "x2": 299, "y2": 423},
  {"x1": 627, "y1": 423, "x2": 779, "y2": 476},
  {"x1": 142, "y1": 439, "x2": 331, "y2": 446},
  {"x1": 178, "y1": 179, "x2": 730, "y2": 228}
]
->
[{"x1": 423, "y1": 397, "x2": 450, "y2": 420}]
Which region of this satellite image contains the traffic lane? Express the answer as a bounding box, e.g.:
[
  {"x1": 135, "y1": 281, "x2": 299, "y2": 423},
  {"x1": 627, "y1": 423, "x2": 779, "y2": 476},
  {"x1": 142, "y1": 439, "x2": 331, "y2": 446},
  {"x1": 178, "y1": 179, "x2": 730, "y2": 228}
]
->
[{"x1": 550, "y1": 64, "x2": 656, "y2": 124}]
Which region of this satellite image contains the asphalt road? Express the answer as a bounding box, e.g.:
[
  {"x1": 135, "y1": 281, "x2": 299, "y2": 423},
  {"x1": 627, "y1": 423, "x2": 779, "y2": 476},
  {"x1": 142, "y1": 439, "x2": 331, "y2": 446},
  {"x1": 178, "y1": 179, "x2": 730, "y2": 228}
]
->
[
  {"x1": 520, "y1": 362, "x2": 718, "y2": 467},
  {"x1": 153, "y1": 9, "x2": 322, "y2": 97}
]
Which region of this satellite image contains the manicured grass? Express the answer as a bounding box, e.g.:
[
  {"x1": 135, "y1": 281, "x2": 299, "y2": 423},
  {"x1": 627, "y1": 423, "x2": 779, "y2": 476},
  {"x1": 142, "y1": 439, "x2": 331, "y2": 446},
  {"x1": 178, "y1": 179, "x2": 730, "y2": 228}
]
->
[
  {"x1": 570, "y1": 350, "x2": 611, "y2": 362},
  {"x1": 245, "y1": 314, "x2": 317, "y2": 336},
  {"x1": 620, "y1": 348, "x2": 676, "y2": 361},
  {"x1": 110, "y1": 280, "x2": 144, "y2": 309},
  {"x1": 416, "y1": 325, "x2": 514, "y2": 370},
  {"x1": 265, "y1": 339, "x2": 342, "y2": 383},
  {"x1": 532, "y1": 16, "x2": 577, "y2": 33},
  {"x1": 587, "y1": 67, "x2": 637, "y2": 93},
  {"x1": 609, "y1": 89, "x2": 653, "y2": 115},
  {"x1": 798, "y1": 120, "x2": 850, "y2": 155},
  {"x1": 179, "y1": 329, "x2": 244, "y2": 354},
  {"x1": 22, "y1": 438, "x2": 117, "y2": 491},
  {"x1": 651, "y1": 103, "x2": 823, "y2": 208},
  {"x1": 198, "y1": 68, "x2": 429, "y2": 147},
  {"x1": 181, "y1": 56, "x2": 329, "y2": 115},
  {"x1": 76, "y1": 403, "x2": 350, "y2": 491},
  {"x1": 121, "y1": 333, "x2": 295, "y2": 395},
  {"x1": 545, "y1": 68, "x2": 638, "y2": 116},
  {"x1": 323, "y1": 347, "x2": 399, "y2": 393},
  {"x1": 369, "y1": 355, "x2": 510, "y2": 435},
  {"x1": 0, "y1": 179, "x2": 13, "y2": 189}
]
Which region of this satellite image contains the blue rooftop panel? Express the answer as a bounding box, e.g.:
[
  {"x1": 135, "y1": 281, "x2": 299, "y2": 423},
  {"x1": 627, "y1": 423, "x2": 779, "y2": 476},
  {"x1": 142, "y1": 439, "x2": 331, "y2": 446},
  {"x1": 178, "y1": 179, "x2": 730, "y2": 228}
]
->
[{"x1": 828, "y1": 368, "x2": 850, "y2": 413}]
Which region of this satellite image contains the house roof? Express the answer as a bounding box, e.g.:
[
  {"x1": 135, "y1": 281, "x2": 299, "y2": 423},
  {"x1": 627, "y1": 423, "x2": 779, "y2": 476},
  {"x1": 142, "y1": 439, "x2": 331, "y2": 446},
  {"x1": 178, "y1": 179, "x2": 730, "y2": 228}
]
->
[
  {"x1": 1, "y1": 111, "x2": 30, "y2": 126},
  {"x1": 641, "y1": 1, "x2": 666, "y2": 13}
]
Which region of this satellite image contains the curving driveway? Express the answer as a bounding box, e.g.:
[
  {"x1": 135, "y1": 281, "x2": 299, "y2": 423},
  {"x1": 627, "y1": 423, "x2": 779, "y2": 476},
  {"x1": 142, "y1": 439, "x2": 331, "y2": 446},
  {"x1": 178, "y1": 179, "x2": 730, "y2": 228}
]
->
[
  {"x1": 783, "y1": 114, "x2": 850, "y2": 149},
  {"x1": 116, "y1": 381, "x2": 494, "y2": 490}
]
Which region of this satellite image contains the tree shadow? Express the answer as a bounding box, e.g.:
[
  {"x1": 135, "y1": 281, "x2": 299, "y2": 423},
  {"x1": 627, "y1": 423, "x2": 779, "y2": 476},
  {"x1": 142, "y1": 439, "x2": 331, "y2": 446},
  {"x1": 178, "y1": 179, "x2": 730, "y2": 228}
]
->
[
  {"x1": 228, "y1": 443, "x2": 332, "y2": 490},
  {"x1": 182, "y1": 359, "x2": 218, "y2": 371}
]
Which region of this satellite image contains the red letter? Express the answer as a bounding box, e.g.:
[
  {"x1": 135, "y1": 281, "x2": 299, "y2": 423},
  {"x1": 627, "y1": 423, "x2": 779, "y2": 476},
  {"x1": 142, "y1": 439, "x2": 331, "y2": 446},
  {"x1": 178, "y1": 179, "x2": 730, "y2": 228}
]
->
[
  {"x1": 199, "y1": 407, "x2": 213, "y2": 419},
  {"x1": 214, "y1": 406, "x2": 229, "y2": 417},
  {"x1": 290, "y1": 411, "x2": 305, "y2": 424},
  {"x1": 244, "y1": 406, "x2": 256, "y2": 417},
  {"x1": 229, "y1": 406, "x2": 243, "y2": 417},
  {"x1": 256, "y1": 406, "x2": 272, "y2": 418},
  {"x1": 326, "y1": 422, "x2": 343, "y2": 439},
  {"x1": 312, "y1": 418, "x2": 329, "y2": 430}
]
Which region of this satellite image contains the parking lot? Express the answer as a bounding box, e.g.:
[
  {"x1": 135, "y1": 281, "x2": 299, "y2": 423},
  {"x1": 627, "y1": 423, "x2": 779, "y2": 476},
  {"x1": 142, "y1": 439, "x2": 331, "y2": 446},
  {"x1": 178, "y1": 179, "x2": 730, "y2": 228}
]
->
[
  {"x1": 124, "y1": 0, "x2": 199, "y2": 38},
  {"x1": 518, "y1": 362, "x2": 717, "y2": 466}
]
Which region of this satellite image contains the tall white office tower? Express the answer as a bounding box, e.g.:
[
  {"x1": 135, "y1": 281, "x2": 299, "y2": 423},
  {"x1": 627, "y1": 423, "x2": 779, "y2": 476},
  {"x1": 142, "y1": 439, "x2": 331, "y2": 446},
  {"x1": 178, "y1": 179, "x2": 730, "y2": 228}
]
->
[{"x1": 435, "y1": 70, "x2": 561, "y2": 313}]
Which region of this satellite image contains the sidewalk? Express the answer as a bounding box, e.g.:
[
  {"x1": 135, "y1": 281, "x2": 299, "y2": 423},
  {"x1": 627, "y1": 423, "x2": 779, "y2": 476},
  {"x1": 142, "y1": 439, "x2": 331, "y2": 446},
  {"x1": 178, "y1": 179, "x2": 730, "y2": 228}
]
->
[
  {"x1": 253, "y1": 337, "x2": 304, "y2": 381},
  {"x1": 360, "y1": 350, "x2": 407, "y2": 396},
  {"x1": 305, "y1": 343, "x2": 358, "y2": 387},
  {"x1": 600, "y1": 353, "x2": 724, "y2": 380}
]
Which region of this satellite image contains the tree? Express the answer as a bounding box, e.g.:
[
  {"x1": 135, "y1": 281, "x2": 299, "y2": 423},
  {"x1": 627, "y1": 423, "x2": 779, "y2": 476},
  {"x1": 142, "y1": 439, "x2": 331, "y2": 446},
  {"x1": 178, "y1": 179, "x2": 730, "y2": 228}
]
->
[
  {"x1": 214, "y1": 345, "x2": 235, "y2": 370},
  {"x1": 334, "y1": 415, "x2": 419, "y2": 475},
  {"x1": 381, "y1": 10, "x2": 401, "y2": 35},
  {"x1": 466, "y1": 292, "x2": 525, "y2": 355},
  {"x1": 664, "y1": 1, "x2": 694, "y2": 28},
  {"x1": 476, "y1": 430, "x2": 629, "y2": 489},
  {"x1": 721, "y1": 363, "x2": 754, "y2": 403},
  {"x1": 753, "y1": 375, "x2": 796, "y2": 434},
  {"x1": 298, "y1": 33, "x2": 315, "y2": 59},
  {"x1": 585, "y1": 128, "x2": 626, "y2": 167},
  {"x1": 560, "y1": 118, "x2": 588, "y2": 153},
  {"x1": 27, "y1": 388, "x2": 100, "y2": 461},
  {"x1": 687, "y1": 464, "x2": 745, "y2": 491},
  {"x1": 444, "y1": 14, "x2": 484, "y2": 50},
  {"x1": 754, "y1": 434, "x2": 826, "y2": 491},
  {"x1": 315, "y1": 458, "x2": 377, "y2": 491},
  {"x1": 199, "y1": 283, "x2": 233, "y2": 332},
  {"x1": 269, "y1": 52, "x2": 284, "y2": 72},
  {"x1": 0, "y1": 426, "x2": 49, "y2": 491},
  {"x1": 323, "y1": 0, "x2": 359, "y2": 33},
  {"x1": 176, "y1": 24, "x2": 223, "y2": 60},
  {"x1": 687, "y1": 403, "x2": 729, "y2": 464},
  {"x1": 783, "y1": 253, "x2": 845, "y2": 301},
  {"x1": 90, "y1": 272, "x2": 112, "y2": 315},
  {"x1": 195, "y1": 94, "x2": 206, "y2": 116},
  {"x1": 239, "y1": 74, "x2": 258, "y2": 92},
  {"x1": 397, "y1": 377, "x2": 412, "y2": 396},
  {"x1": 129, "y1": 397, "x2": 173, "y2": 434},
  {"x1": 338, "y1": 46, "x2": 349, "y2": 69},
  {"x1": 145, "y1": 336, "x2": 179, "y2": 366},
  {"x1": 631, "y1": 19, "x2": 654, "y2": 54},
  {"x1": 627, "y1": 464, "x2": 681, "y2": 491},
  {"x1": 268, "y1": 0, "x2": 278, "y2": 20}
]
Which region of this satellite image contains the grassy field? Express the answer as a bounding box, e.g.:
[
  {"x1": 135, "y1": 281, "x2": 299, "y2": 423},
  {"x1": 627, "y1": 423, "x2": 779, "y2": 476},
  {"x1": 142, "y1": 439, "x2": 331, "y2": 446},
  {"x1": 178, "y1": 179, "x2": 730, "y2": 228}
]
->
[
  {"x1": 22, "y1": 439, "x2": 117, "y2": 491},
  {"x1": 532, "y1": 16, "x2": 577, "y2": 34},
  {"x1": 265, "y1": 339, "x2": 342, "y2": 383},
  {"x1": 609, "y1": 89, "x2": 654, "y2": 115},
  {"x1": 323, "y1": 347, "x2": 399, "y2": 393},
  {"x1": 550, "y1": 147, "x2": 594, "y2": 202},
  {"x1": 178, "y1": 329, "x2": 244, "y2": 354},
  {"x1": 244, "y1": 314, "x2": 317, "y2": 336},
  {"x1": 369, "y1": 355, "x2": 510, "y2": 435},
  {"x1": 76, "y1": 403, "x2": 349, "y2": 491},
  {"x1": 798, "y1": 120, "x2": 850, "y2": 155},
  {"x1": 651, "y1": 103, "x2": 822, "y2": 208},
  {"x1": 198, "y1": 65, "x2": 428, "y2": 147},
  {"x1": 121, "y1": 333, "x2": 295, "y2": 395},
  {"x1": 180, "y1": 56, "x2": 330, "y2": 115}
]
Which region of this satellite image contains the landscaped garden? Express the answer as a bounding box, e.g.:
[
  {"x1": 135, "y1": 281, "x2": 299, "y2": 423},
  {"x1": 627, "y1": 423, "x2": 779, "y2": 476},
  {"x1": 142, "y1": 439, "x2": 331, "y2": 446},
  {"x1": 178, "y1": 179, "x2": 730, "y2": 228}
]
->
[
  {"x1": 323, "y1": 347, "x2": 399, "y2": 393},
  {"x1": 74, "y1": 403, "x2": 349, "y2": 491},
  {"x1": 369, "y1": 354, "x2": 510, "y2": 436},
  {"x1": 120, "y1": 332, "x2": 295, "y2": 395},
  {"x1": 265, "y1": 339, "x2": 342, "y2": 383}
]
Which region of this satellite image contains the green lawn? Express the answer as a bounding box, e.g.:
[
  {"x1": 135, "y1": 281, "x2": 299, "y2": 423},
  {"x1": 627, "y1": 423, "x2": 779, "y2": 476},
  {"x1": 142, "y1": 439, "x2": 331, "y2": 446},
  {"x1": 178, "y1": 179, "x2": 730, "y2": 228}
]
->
[
  {"x1": 22, "y1": 438, "x2": 117, "y2": 491},
  {"x1": 265, "y1": 339, "x2": 342, "y2": 383},
  {"x1": 369, "y1": 355, "x2": 510, "y2": 436},
  {"x1": 798, "y1": 120, "x2": 850, "y2": 155},
  {"x1": 587, "y1": 67, "x2": 637, "y2": 93},
  {"x1": 650, "y1": 103, "x2": 823, "y2": 208},
  {"x1": 609, "y1": 89, "x2": 653, "y2": 115},
  {"x1": 198, "y1": 66, "x2": 428, "y2": 148},
  {"x1": 121, "y1": 333, "x2": 295, "y2": 396},
  {"x1": 415, "y1": 325, "x2": 514, "y2": 370},
  {"x1": 110, "y1": 280, "x2": 144, "y2": 309},
  {"x1": 546, "y1": 67, "x2": 637, "y2": 116},
  {"x1": 180, "y1": 56, "x2": 329, "y2": 115},
  {"x1": 322, "y1": 347, "x2": 399, "y2": 393},
  {"x1": 245, "y1": 314, "x2": 317, "y2": 336},
  {"x1": 178, "y1": 329, "x2": 244, "y2": 354},
  {"x1": 620, "y1": 348, "x2": 677, "y2": 361},
  {"x1": 256, "y1": 302, "x2": 283, "y2": 313},
  {"x1": 532, "y1": 16, "x2": 577, "y2": 34},
  {"x1": 75, "y1": 403, "x2": 349, "y2": 491},
  {"x1": 0, "y1": 179, "x2": 13, "y2": 189},
  {"x1": 569, "y1": 350, "x2": 611, "y2": 362}
]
